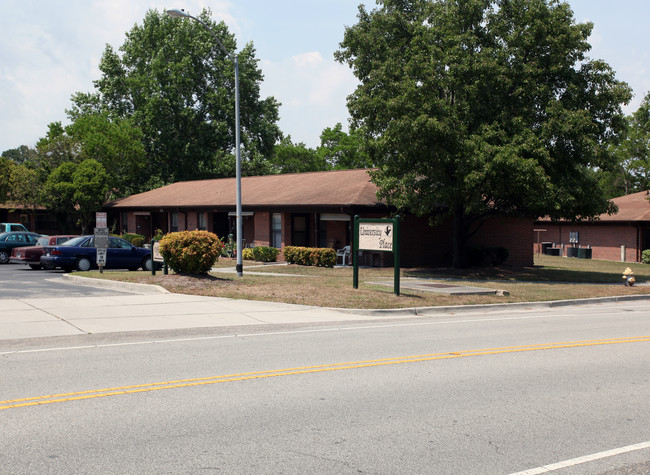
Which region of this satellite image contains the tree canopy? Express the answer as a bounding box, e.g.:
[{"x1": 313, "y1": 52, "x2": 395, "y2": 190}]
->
[
  {"x1": 43, "y1": 159, "x2": 110, "y2": 234},
  {"x1": 598, "y1": 92, "x2": 650, "y2": 198},
  {"x1": 336, "y1": 0, "x2": 632, "y2": 267},
  {"x1": 68, "y1": 8, "x2": 282, "y2": 187}
]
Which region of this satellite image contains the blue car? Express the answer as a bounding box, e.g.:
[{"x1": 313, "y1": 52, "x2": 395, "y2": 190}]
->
[{"x1": 41, "y1": 235, "x2": 153, "y2": 272}]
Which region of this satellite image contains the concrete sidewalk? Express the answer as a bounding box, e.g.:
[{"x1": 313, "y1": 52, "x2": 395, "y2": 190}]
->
[
  {"x1": 0, "y1": 290, "x2": 387, "y2": 341},
  {"x1": 2, "y1": 274, "x2": 649, "y2": 341}
]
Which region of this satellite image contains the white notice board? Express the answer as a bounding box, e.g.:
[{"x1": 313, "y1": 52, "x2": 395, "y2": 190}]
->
[{"x1": 358, "y1": 222, "x2": 394, "y2": 251}]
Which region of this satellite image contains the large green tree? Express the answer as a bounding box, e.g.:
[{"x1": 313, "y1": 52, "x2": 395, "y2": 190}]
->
[
  {"x1": 316, "y1": 123, "x2": 373, "y2": 169},
  {"x1": 336, "y1": 0, "x2": 631, "y2": 267},
  {"x1": 43, "y1": 159, "x2": 110, "y2": 233},
  {"x1": 1, "y1": 145, "x2": 37, "y2": 166},
  {"x1": 68, "y1": 8, "x2": 281, "y2": 186},
  {"x1": 66, "y1": 113, "x2": 146, "y2": 198},
  {"x1": 599, "y1": 92, "x2": 650, "y2": 198},
  {"x1": 270, "y1": 136, "x2": 326, "y2": 174}
]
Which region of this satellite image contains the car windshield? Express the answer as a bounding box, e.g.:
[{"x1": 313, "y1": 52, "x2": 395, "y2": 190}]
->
[
  {"x1": 37, "y1": 237, "x2": 49, "y2": 246},
  {"x1": 61, "y1": 236, "x2": 89, "y2": 247}
]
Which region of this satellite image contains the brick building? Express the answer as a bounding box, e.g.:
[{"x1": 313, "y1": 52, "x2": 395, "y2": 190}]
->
[
  {"x1": 105, "y1": 169, "x2": 534, "y2": 267},
  {"x1": 535, "y1": 190, "x2": 650, "y2": 262}
]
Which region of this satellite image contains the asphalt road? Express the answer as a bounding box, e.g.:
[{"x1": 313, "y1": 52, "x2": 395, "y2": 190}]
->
[
  {"x1": 1, "y1": 298, "x2": 649, "y2": 474},
  {"x1": 0, "y1": 262, "x2": 140, "y2": 299}
]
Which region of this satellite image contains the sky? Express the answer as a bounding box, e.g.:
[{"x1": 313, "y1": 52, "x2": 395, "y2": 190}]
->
[{"x1": 1, "y1": 0, "x2": 649, "y2": 154}]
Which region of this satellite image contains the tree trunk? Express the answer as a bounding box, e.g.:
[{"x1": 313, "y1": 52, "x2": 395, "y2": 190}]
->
[{"x1": 451, "y1": 203, "x2": 468, "y2": 268}]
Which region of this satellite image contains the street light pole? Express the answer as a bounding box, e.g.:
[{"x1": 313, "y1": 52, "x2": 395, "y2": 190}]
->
[{"x1": 166, "y1": 8, "x2": 243, "y2": 277}]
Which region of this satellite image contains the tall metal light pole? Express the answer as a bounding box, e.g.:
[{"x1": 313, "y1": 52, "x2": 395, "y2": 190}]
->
[{"x1": 166, "y1": 8, "x2": 243, "y2": 277}]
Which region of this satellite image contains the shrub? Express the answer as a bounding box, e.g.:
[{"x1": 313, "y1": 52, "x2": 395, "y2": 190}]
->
[
  {"x1": 122, "y1": 233, "x2": 145, "y2": 245},
  {"x1": 131, "y1": 236, "x2": 145, "y2": 248},
  {"x1": 152, "y1": 229, "x2": 165, "y2": 242},
  {"x1": 253, "y1": 246, "x2": 279, "y2": 262},
  {"x1": 284, "y1": 246, "x2": 336, "y2": 268},
  {"x1": 642, "y1": 249, "x2": 650, "y2": 264},
  {"x1": 159, "y1": 230, "x2": 223, "y2": 274},
  {"x1": 242, "y1": 246, "x2": 279, "y2": 262}
]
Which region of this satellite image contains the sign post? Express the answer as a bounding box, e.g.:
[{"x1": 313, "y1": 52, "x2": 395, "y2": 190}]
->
[
  {"x1": 94, "y1": 212, "x2": 109, "y2": 273},
  {"x1": 353, "y1": 215, "x2": 401, "y2": 295},
  {"x1": 151, "y1": 240, "x2": 167, "y2": 275}
]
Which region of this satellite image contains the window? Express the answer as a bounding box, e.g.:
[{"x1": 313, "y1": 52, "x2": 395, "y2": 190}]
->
[
  {"x1": 292, "y1": 214, "x2": 309, "y2": 247},
  {"x1": 110, "y1": 237, "x2": 133, "y2": 249},
  {"x1": 171, "y1": 212, "x2": 179, "y2": 232},
  {"x1": 121, "y1": 212, "x2": 129, "y2": 233},
  {"x1": 198, "y1": 212, "x2": 207, "y2": 230},
  {"x1": 271, "y1": 213, "x2": 282, "y2": 248}
]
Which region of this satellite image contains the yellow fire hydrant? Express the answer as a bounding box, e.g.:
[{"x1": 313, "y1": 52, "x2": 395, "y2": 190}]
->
[{"x1": 622, "y1": 267, "x2": 635, "y2": 286}]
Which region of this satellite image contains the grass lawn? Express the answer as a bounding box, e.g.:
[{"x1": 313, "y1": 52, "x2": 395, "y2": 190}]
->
[{"x1": 79, "y1": 254, "x2": 650, "y2": 309}]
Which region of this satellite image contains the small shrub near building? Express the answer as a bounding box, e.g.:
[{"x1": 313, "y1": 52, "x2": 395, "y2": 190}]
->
[
  {"x1": 242, "y1": 246, "x2": 279, "y2": 262},
  {"x1": 642, "y1": 249, "x2": 650, "y2": 264},
  {"x1": 122, "y1": 233, "x2": 146, "y2": 247},
  {"x1": 284, "y1": 246, "x2": 336, "y2": 268},
  {"x1": 159, "y1": 230, "x2": 223, "y2": 274}
]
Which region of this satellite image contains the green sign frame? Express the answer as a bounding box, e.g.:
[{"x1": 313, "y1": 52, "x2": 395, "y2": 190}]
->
[{"x1": 353, "y1": 215, "x2": 401, "y2": 295}]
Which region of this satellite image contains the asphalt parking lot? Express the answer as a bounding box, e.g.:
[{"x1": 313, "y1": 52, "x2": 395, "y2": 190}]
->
[{"x1": 0, "y1": 263, "x2": 141, "y2": 299}]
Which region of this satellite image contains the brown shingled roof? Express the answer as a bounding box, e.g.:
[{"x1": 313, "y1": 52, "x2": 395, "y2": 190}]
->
[
  {"x1": 106, "y1": 169, "x2": 384, "y2": 210},
  {"x1": 537, "y1": 190, "x2": 650, "y2": 222},
  {"x1": 599, "y1": 190, "x2": 650, "y2": 221}
]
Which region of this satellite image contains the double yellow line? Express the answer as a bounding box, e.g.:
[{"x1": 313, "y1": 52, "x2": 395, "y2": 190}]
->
[{"x1": 2, "y1": 335, "x2": 649, "y2": 411}]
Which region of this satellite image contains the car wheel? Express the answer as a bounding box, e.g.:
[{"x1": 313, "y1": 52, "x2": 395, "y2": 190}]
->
[
  {"x1": 141, "y1": 256, "x2": 152, "y2": 272},
  {"x1": 0, "y1": 251, "x2": 9, "y2": 264},
  {"x1": 76, "y1": 257, "x2": 92, "y2": 272},
  {"x1": 29, "y1": 264, "x2": 43, "y2": 270}
]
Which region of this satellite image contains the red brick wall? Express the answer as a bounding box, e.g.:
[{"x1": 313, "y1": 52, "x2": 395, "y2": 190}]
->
[
  {"x1": 243, "y1": 215, "x2": 255, "y2": 247},
  {"x1": 397, "y1": 215, "x2": 533, "y2": 267},
  {"x1": 538, "y1": 222, "x2": 639, "y2": 262},
  {"x1": 254, "y1": 212, "x2": 271, "y2": 247},
  {"x1": 400, "y1": 215, "x2": 453, "y2": 267},
  {"x1": 471, "y1": 217, "x2": 534, "y2": 266}
]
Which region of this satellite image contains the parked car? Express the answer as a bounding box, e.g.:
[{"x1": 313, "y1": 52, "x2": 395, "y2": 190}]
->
[
  {"x1": 0, "y1": 231, "x2": 43, "y2": 264},
  {"x1": 10, "y1": 235, "x2": 79, "y2": 269},
  {"x1": 40, "y1": 235, "x2": 154, "y2": 272},
  {"x1": 0, "y1": 223, "x2": 29, "y2": 233}
]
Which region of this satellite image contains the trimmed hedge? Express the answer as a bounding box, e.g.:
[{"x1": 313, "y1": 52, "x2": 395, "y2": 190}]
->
[
  {"x1": 159, "y1": 230, "x2": 223, "y2": 274},
  {"x1": 284, "y1": 246, "x2": 336, "y2": 268},
  {"x1": 122, "y1": 233, "x2": 145, "y2": 247},
  {"x1": 242, "y1": 246, "x2": 279, "y2": 262}
]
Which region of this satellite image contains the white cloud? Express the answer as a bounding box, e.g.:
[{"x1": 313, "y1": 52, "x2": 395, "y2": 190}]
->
[{"x1": 259, "y1": 51, "x2": 358, "y2": 146}]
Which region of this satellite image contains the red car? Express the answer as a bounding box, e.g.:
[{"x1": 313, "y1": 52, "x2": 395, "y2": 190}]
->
[{"x1": 11, "y1": 235, "x2": 78, "y2": 269}]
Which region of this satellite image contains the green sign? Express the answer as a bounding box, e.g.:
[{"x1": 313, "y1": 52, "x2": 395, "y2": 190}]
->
[{"x1": 353, "y1": 216, "x2": 401, "y2": 295}]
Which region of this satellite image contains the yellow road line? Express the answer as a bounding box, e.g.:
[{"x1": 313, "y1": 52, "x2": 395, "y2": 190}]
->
[{"x1": 2, "y1": 335, "x2": 649, "y2": 410}]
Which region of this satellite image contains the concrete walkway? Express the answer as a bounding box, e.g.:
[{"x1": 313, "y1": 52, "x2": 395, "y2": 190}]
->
[
  {"x1": 0, "y1": 292, "x2": 383, "y2": 341},
  {"x1": 1, "y1": 274, "x2": 649, "y2": 341}
]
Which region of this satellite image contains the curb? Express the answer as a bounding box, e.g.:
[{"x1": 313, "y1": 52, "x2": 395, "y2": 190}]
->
[
  {"x1": 61, "y1": 274, "x2": 650, "y2": 314},
  {"x1": 61, "y1": 274, "x2": 170, "y2": 294},
  {"x1": 334, "y1": 294, "x2": 650, "y2": 316}
]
